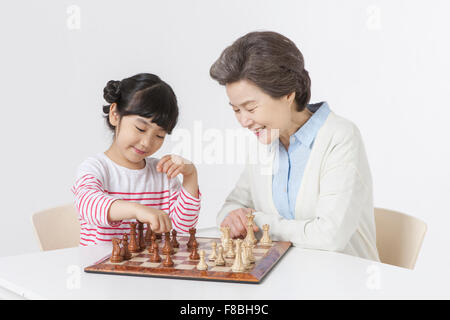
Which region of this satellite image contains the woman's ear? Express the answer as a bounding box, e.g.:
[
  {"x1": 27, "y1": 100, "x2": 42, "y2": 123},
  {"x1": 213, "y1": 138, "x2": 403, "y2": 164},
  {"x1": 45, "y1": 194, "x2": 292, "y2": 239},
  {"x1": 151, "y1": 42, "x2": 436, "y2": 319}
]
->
[
  {"x1": 109, "y1": 103, "x2": 120, "y2": 127},
  {"x1": 286, "y1": 91, "x2": 296, "y2": 105}
]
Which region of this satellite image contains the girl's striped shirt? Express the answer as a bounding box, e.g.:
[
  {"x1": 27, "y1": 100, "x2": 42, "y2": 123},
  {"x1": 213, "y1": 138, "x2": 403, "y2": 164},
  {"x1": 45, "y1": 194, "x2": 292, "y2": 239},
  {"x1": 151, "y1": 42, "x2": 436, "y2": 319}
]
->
[{"x1": 71, "y1": 153, "x2": 201, "y2": 246}]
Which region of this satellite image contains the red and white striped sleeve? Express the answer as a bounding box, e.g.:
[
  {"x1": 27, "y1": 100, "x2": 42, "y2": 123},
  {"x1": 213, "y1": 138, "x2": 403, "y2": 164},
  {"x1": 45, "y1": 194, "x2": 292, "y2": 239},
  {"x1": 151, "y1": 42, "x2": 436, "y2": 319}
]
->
[
  {"x1": 71, "y1": 174, "x2": 121, "y2": 228},
  {"x1": 167, "y1": 178, "x2": 201, "y2": 233}
]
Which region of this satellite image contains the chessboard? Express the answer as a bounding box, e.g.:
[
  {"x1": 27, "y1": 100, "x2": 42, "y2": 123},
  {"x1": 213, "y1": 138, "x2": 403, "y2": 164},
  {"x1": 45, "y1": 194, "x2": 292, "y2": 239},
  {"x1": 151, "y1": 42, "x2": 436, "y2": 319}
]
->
[{"x1": 84, "y1": 235, "x2": 291, "y2": 284}]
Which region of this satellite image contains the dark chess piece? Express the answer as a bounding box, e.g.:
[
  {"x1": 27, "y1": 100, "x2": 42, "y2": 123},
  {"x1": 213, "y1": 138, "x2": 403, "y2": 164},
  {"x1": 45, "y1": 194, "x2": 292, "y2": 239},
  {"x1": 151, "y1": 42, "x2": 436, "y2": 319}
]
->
[
  {"x1": 128, "y1": 222, "x2": 140, "y2": 253},
  {"x1": 121, "y1": 234, "x2": 132, "y2": 260},
  {"x1": 189, "y1": 239, "x2": 200, "y2": 260},
  {"x1": 145, "y1": 223, "x2": 152, "y2": 245},
  {"x1": 162, "y1": 251, "x2": 174, "y2": 267},
  {"x1": 171, "y1": 229, "x2": 179, "y2": 248},
  {"x1": 148, "y1": 232, "x2": 157, "y2": 254},
  {"x1": 187, "y1": 227, "x2": 197, "y2": 251},
  {"x1": 137, "y1": 221, "x2": 145, "y2": 252},
  {"x1": 162, "y1": 232, "x2": 174, "y2": 255},
  {"x1": 149, "y1": 241, "x2": 161, "y2": 263},
  {"x1": 111, "y1": 238, "x2": 123, "y2": 263}
]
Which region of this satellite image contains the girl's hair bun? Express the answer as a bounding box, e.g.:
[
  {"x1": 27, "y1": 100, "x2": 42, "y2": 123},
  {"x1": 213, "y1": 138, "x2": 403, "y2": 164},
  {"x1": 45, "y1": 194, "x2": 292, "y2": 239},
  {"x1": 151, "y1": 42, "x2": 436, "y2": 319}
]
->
[{"x1": 103, "y1": 80, "x2": 121, "y2": 104}]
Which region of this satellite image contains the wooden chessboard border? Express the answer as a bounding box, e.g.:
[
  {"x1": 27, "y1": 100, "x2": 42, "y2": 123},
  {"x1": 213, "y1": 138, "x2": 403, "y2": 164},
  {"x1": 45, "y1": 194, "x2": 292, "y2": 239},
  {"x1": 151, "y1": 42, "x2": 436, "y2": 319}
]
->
[{"x1": 84, "y1": 236, "x2": 292, "y2": 284}]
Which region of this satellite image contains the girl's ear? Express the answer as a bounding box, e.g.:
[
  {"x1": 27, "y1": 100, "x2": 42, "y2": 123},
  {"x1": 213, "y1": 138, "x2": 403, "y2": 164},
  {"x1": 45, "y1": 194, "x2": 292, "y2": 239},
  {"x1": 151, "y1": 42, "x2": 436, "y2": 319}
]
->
[{"x1": 109, "y1": 103, "x2": 120, "y2": 127}]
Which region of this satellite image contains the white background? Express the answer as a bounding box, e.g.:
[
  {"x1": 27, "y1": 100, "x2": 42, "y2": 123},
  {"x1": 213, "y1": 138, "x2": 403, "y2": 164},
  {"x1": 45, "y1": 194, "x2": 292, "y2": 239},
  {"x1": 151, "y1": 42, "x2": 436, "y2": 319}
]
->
[{"x1": 0, "y1": 0, "x2": 449, "y2": 276}]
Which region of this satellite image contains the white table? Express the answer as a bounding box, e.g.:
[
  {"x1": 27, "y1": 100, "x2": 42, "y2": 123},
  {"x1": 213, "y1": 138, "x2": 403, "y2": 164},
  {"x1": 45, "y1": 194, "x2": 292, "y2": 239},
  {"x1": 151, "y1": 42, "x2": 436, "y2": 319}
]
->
[{"x1": 0, "y1": 227, "x2": 445, "y2": 299}]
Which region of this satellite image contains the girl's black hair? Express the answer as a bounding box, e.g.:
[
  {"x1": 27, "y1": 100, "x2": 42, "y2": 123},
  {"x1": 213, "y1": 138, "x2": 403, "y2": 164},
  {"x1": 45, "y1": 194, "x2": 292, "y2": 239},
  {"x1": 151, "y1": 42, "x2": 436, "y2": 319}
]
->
[{"x1": 102, "y1": 73, "x2": 179, "y2": 134}]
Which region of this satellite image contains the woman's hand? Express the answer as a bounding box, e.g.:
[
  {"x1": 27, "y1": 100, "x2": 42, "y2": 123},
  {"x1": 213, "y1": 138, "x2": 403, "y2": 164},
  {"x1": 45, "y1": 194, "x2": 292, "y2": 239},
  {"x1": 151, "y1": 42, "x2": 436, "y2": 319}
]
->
[
  {"x1": 156, "y1": 154, "x2": 196, "y2": 179},
  {"x1": 135, "y1": 206, "x2": 172, "y2": 234},
  {"x1": 220, "y1": 207, "x2": 258, "y2": 239}
]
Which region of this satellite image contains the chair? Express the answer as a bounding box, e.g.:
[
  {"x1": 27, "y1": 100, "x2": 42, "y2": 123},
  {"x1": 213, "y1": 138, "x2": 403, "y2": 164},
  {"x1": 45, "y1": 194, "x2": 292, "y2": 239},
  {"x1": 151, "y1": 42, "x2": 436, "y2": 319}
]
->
[
  {"x1": 374, "y1": 207, "x2": 427, "y2": 270},
  {"x1": 32, "y1": 203, "x2": 80, "y2": 251}
]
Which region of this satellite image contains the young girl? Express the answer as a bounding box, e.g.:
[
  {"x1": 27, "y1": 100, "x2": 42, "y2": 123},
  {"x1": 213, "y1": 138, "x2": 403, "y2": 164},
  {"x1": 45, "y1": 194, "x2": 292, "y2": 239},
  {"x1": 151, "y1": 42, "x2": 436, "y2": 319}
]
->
[{"x1": 72, "y1": 73, "x2": 201, "y2": 246}]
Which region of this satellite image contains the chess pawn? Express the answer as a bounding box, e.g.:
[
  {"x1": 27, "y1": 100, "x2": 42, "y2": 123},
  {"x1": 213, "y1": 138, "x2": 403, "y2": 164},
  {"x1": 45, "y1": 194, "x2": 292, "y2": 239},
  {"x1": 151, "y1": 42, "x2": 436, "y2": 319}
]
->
[
  {"x1": 189, "y1": 239, "x2": 200, "y2": 260},
  {"x1": 110, "y1": 238, "x2": 123, "y2": 263},
  {"x1": 196, "y1": 250, "x2": 208, "y2": 271},
  {"x1": 162, "y1": 251, "x2": 174, "y2": 267},
  {"x1": 187, "y1": 227, "x2": 197, "y2": 250},
  {"x1": 225, "y1": 239, "x2": 235, "y2": 258},
  {"x1": 215, "y1": 245, "x2": 225, "y2": 266},
  {"x1": 148, "y1": 232, "x2": 157, "y2": 254},
  {"x1": 162, "y1": 232, "x2": 174, "y2": 255},
  {"x1": 128, "y1": 222, "x2": 140, "y2": 253},
  {"x1": 215, "y1": 246, "x2": 226, "y2": 266},
  {"x1": 149, "y1": 241, "x2": 161, "y2": 263},
  {"x1": 259, "y1": 224, "x2": 272, "y2": 245},
  {"x1": 231, "y1": 239, "x2": 245, "y2": 272},
  {"x1": 171, "y1": 229, "x2": 180, "y2": 248},
  {"x1": 121, "y1": 234, "x2": 132, "y2": 260},
  {"x1": 208, "y1": 242, "x2": 217, "y2": 261}
]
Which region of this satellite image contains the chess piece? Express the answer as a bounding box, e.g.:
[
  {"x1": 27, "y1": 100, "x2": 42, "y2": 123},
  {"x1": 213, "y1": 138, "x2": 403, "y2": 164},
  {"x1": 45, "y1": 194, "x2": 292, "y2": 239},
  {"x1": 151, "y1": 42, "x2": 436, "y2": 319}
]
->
[
  {"x1": 121, "y1": 234, "x2": 132, "y2": 260},
  {"x1": 259, "y1": 224, "x2": 272, "y2": 245},
  {"x1": 247, "y1": 243, "x2": 256, "y2": 264},
  {"x1": 214, "y1": 245, "x2": 225, "y2": 266},
  {"x1": 162, "y1": 232, "x2": 174, "y2": 255},
  {"x1": 110, "y1": 238, "x2": 123, "y2": 263},
  {"x1": 145, "y1": 223, "x2": 152, "y2": 245},
  {"x1": 208, "y1": 242, "x2": 217, "y2": 261},
  {"x1": 196, "y1": 250, "x2": 208, "y2": 271},
  {"x1": 162, "y1": 251, "x2": 174, "y2": 267},
  {"x1": 171, "y1": 229, "x2": 180, "y2": 248},
  {"x1": 137, "y1": 221, "x2": 145, "y2": 251},
  {"x1": 189, "y1": 239, "x2": 200, "y2": 260},
  {"x1": 244, "y1": 212, "x2": 258, "y2": 245},
  {"x1": 149, "y1": 241, "x2": 161, "y2": 263},
  {"x1": 221, "y1": 226, "x2": 231, "y2": 249},
  {"x1": 128, "y1": 222, "x2": 140, "y2": 253},
  {"x1": 231, "y1": 239, "x2": 245, "y2": 272},
  {"x1": 155, "y1": 233, "x2": 162, "y2": 240},
  {"x1": 241, "y1": 242, "x2": 251, "y2": 270},
  {"x1": 148, "y1": 232, "x2": 157, "y2": 254},
  {"x1": 225, "y1": 239, "x2": 235, "y2": 258},
  {"x1": 187, "y1": 227, "x2": 197, "y2": 250}
]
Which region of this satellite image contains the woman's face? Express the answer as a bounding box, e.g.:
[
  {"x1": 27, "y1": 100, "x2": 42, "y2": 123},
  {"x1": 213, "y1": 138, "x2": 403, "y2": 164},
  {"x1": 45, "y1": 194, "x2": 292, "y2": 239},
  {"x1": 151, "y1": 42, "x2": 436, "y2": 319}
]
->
[{"x1": 226, "y1": 79, "x2": 294, "y2": 145}]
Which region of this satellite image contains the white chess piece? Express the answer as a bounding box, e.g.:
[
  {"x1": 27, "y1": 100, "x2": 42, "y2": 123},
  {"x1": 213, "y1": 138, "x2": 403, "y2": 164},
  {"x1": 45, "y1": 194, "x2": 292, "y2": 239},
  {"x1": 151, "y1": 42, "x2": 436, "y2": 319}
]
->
[
  {"x1": 215, "y1": 245, "x2": 225, "y2": 266},
  {"x1": 259, "y1": 224, "x2": 272, "y2": 245},
  {"x1": 244, "y1": 212, "x2": 258, "y2": 245},
  {"x1": 225, "y1": 239, "x2": 235, "y2": 258},
  {"x1": 231, "y1": 239, "x2": 245, "y2": 272},
  {"x1": 209, "y1": 242, "x2": 217, "y2": 261},
  {"x1": 196, "y1": 250, "x2": 208, "y2": 271}
]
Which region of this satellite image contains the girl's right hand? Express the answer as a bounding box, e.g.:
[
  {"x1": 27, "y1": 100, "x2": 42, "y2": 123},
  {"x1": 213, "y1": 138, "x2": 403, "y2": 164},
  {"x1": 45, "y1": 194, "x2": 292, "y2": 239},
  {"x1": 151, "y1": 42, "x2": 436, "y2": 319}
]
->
[
  {"x1": 220, "y1": 208, "x2": 258, "y2": 239},
  {"x1": 135, "y1": 206, "x2": 172, "y2": 233}
]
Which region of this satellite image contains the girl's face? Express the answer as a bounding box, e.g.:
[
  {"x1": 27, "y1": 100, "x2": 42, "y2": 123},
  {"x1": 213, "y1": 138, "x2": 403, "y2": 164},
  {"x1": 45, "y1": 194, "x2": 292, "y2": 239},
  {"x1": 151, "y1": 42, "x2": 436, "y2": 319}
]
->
[
  {"x1": 108, "y1": 106, "x2": 166, "y2": 169},
  {"x1": 225, "y1": 79, "x2": 295, "y2": 145}
]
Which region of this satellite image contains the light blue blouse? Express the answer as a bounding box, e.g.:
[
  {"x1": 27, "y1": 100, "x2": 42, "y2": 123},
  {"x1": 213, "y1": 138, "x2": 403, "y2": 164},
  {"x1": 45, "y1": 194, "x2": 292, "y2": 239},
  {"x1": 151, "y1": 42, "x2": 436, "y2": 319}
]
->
[{"x1": 272, "y1": 101, "x2": 331, "y2": 220}]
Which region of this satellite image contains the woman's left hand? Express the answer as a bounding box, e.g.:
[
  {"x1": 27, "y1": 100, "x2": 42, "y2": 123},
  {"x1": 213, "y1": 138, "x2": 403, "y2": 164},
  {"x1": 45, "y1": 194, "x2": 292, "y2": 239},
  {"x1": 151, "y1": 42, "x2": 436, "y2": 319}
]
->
[{"x1": 156, "y1": 154, "x2": 196, "y2": 179}]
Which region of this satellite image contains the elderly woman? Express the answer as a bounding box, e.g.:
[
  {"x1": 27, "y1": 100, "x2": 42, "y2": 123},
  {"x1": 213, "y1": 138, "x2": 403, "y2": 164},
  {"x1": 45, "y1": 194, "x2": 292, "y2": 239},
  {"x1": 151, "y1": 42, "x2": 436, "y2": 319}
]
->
[{"x1": 210, "y1": 31, "x2": 379, "y2": 261}]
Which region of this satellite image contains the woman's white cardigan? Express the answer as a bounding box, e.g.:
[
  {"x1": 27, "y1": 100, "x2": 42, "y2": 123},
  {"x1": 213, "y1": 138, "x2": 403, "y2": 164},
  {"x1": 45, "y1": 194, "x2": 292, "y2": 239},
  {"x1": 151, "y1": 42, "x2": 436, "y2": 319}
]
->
[{"x1": 217, "y1": 111, "x2": 380, "y2": 262}]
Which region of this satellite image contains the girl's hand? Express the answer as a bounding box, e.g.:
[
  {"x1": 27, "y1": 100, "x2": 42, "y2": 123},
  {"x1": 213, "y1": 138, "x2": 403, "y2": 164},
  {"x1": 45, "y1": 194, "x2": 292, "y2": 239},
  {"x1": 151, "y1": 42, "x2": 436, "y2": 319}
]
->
[
  {"x1": 156, "y1": 154, "x2": 196, "y2": 179},
  {"x1": 135, "y1": 206, "x2": 172, "y2": 234},
  {"x1": 220, "y1": 208, "x2": 258, "y2": 239}
]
